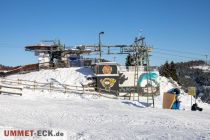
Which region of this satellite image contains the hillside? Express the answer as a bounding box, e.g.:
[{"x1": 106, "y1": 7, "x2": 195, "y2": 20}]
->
[
  {"x1": 0, "y1": 64, "x2": 19, "y2": 72},
  {"x1": 0, "y1": 67, "x2": 210, "y2": 140},
  {"x1": 175, "y1": 61, "x2": 210, "y2": 103},
  {"x1": 6, "y1": 67, "x2": 94, "y2": 86}
]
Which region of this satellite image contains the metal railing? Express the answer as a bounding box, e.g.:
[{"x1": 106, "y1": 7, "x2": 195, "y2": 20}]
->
[{"x1": 118, "y1": 66, "x2": 158, "y2": 72}]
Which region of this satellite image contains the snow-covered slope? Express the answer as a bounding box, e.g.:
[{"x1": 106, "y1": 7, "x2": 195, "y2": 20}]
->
[
  {"x1": 7, "y1": 67, "x2": 94, "y2": 86},
  {"x1": 0, "y1": 67, "x2": 210, "y2": 140},
  {"x1": 0, "y1": 91, "x2": 210, "y2": 140},
  {"x1": 156, "y1": 76, "x2": 209, "y2": 110},
  {"x1": 1, "y1": 67, "x2": 209, "y2": 110}
]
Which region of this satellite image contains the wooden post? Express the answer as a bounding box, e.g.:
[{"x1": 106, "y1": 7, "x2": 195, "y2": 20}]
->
[
  {"x1": 33, "y1": 81, "x2": 36, "y2": 91},
  {"x1": 191, "y1": 95, "x2": 192, "y2": 107},
  {"x1": 3, "y1": 78, "x2": 5, "y2": 83},
  {"x1": 50, "y1": 83, "x2": 52, "y2": 92},
  {"x1": 82, "y1": 85, "x2": 84, "y2": 94},
  {"x1": 99, "y1": 88, "x2": 101, "y2": 97},
  {"x1": 64, "y1": 86, "x2": 67, "y2": 93},
  {"x1": 133, "y1": 92, "x2": 134, "y2": 101},
  {"x1": 195, "y1": 91, "x2": 197, "y2": 104}
]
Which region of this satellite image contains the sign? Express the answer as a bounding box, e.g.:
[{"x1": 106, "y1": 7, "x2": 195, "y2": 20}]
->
[
  {"x1": 163, "y1": 92, "x2": 176, "y2": 109},
  {"x1": 100, "y1": 78, "x2": 116, "y2": 91},
  {"x1": 102, "y1": 65, "x2": 112, "y2": 74},
  {"x1": 188, "y1": 87, "x2": 196, "y2": 107},
  {"x1": 123, "y1": 47, "x2": 134, "y2": 52},
  {"x1": 188, "y1": 87, "x2": 196, "y2": 96},
  {"x1": 141, "y1": 85, "x2": 159, "y2": 94},
  {"x1": 97, "y1": 76, "x2": 119, "y2": 94},
  {"x1": 97, "y1": 64, "x2": 117, "y2": 75},
  {"x1": 94, "y1": 63, "x2": 119, "y2": 95},
  {"x1": 137, "y1": 73, "x2": 160, "y2": 95}
]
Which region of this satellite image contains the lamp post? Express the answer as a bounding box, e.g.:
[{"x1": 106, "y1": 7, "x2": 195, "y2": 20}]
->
[{"x1": 99, "y1": 31, "x2": 104, "y2": 62}]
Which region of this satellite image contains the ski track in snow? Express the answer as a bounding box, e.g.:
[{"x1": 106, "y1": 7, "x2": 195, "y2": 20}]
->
[
  {"x1": 0, "y1": 67, "x2": 210, "y2": 140},
  {"x1": 0, "y1": 94, "x2": 210, "y2": 140}
]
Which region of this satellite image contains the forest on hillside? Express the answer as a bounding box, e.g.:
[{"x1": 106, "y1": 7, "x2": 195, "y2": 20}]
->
[{"x1": 159, "y1": 60, "x2": 210, "y2": 103}]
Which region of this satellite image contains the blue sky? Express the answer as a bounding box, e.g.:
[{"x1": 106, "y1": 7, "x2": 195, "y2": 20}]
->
[{"x1": 0, "y1": 0, "x2": 210, "y2": 66}]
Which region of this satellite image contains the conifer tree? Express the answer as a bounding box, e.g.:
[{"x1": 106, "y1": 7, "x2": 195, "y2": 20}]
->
[
  {"x1": 162, "y1": 61, "x2": 170, "y2": 78},
  {"x1": 170, "y1": 61, "x2": 178, "y2": 81},
  {"x1": 125, "y1": 54, "x2": 134, "y2": 67},
  {"x1": 159, "y1": 61, "x2": 179, "y2": 82}
]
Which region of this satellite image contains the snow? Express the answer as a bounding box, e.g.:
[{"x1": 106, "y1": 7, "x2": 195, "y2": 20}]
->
[
  {"x1": 6, "y1": 67, "x2": 94, "y2": 87},
  {"x1": 0, "y1": 67, "x2": 210, "y2": 140},
  {"x1": 191, "y1": 65, "x2": 210, "y2": 72},
  {"x1": 156, "y1": 76, "x2": 210, "y2": 110}
]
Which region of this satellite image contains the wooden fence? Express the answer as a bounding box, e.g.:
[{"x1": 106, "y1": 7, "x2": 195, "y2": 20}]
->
[
  {"x1": 0, "y1": 78, "x2": 95, "y2": 95},
  {"x1": 0, "y1": 78, "x2": 134, "y2": 100},
  {"x1": 0, "y1": 84, "x2": 22, "y2": 96}
]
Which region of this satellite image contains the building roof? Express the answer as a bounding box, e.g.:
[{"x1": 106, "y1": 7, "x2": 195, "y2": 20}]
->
[{"x1": 25, "y1": 44, "x2": 60, "y2": 51}]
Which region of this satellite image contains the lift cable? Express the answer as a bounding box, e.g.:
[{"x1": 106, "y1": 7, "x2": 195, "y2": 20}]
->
[
  {"x1": 153, "y1": 50, "x2": 206, "y2": 60},
  {"x1": 153, "y1": 47, "x2": 207, "y2": 57}
]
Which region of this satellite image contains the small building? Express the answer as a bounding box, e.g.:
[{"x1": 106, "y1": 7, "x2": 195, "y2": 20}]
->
[{"x1": 25, "y1": 41, "x2": 92, "y2": 69}]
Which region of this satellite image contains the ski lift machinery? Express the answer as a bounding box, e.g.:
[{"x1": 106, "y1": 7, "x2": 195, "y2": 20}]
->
[{"x1": 77, "y1": 36, "x2": 155, "y2": 107}]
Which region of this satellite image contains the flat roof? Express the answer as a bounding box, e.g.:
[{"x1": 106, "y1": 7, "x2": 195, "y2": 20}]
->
[{"x1": 94, "y1": 62, "x2": 118, "y2": 65}]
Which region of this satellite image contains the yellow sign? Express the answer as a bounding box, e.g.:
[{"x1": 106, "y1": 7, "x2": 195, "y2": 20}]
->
[
  {"x1": 100, "y1": 78, "x2": 116, "y2": 91},
  {"x1": 188, "y1": 87, "x2": 196, "y2": 96}
]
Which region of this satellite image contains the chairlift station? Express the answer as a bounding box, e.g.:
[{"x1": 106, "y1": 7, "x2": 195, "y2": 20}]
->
[{"x1": 25, "y1": 35, "x2": 159, "y2": 106}]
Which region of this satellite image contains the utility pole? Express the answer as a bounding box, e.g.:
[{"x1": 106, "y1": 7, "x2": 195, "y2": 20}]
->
[
  {"x1": 205, "y1": 54, "x2": 208, "y2": 65},
  {"x1": 98, "y1": 32, "x2": 104, "y2": 62},
  {"x1": 204, "y1": 54, "x2": 208, "y2": 100}
]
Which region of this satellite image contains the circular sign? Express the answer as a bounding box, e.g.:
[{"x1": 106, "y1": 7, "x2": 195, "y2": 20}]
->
[{"x1": 102, "y1": 65, "x2": 112, "y2": 74}]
